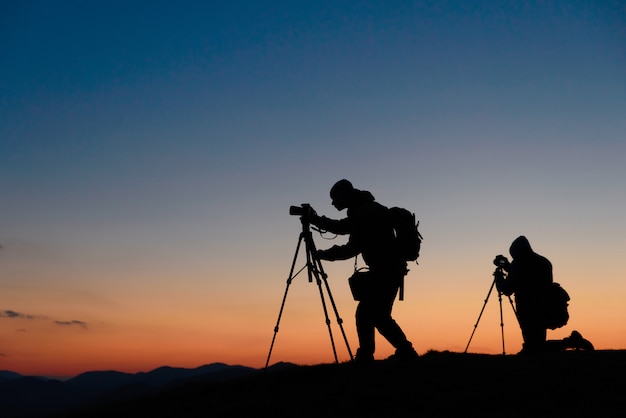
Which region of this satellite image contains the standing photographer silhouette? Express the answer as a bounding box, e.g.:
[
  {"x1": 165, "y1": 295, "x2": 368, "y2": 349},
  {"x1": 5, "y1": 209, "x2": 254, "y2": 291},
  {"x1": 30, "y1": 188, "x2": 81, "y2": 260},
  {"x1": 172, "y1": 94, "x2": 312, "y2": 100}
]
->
[
  {"x1": 309, "y1": 179, "x2": 418, "y2": 363},
  {"x1": 495, "y1": 235, "x2": 594, "y2": 354}
]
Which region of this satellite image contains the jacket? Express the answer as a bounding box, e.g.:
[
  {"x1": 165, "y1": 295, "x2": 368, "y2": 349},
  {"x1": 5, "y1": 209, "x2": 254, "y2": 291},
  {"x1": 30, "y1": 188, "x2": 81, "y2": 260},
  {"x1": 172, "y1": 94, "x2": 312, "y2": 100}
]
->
[{"x1": 312, "y1": 190, "x2": 406, "y2": 273}]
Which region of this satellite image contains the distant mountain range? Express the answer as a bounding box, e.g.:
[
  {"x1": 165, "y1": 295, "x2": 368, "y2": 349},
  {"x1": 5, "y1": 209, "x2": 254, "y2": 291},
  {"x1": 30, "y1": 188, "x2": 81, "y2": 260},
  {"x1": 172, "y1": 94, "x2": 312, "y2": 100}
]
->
[{"x1": 0, "y1": 362, "x2": 295, "y2": 418}]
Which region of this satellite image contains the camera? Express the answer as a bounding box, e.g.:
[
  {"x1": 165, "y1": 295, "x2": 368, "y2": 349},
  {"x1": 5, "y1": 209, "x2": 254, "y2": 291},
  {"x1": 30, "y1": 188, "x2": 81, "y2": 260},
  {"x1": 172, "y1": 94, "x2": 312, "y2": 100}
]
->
[
  {"x1": 494, "y1": 254, "x2": 509, "y2": 267},
  {"x1": 289, "y1": 203, "x2": 315, "y2": 218}
]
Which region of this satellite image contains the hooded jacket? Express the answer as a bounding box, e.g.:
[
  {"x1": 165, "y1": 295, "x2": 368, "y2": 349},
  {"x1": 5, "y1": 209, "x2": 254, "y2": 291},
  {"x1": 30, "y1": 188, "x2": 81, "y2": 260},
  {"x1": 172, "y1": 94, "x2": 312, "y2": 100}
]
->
[{"x1": 499, "y1": 236, "x2": 553, "y2": 313}]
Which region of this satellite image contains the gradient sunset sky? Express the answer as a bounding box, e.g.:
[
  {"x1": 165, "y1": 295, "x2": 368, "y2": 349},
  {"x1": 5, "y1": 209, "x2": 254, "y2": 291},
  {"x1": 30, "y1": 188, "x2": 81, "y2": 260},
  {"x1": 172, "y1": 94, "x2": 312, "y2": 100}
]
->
[{"x1": 1, "y1": 1, "x2": 625, "y2": 377}]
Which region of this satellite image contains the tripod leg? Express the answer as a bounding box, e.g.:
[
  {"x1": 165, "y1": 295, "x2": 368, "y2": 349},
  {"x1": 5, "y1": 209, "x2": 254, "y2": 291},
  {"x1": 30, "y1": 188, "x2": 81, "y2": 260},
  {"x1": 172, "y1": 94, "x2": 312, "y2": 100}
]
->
[
  {"x1": 498, "y1": 291, "x2": 506, "y2": 355},
  {"x1": 312, "y1": 270, "x2": 339, "y2": 362},
  {"x1": 464, "y1": 278, "x2": 497, "y2": 353},
  {"x1": 265, "y1": 233, "x2": 307, "y2": 370},
  {"x1": 507, "y1": 295, "x2": 520, "y2": 325},
  {"x1": 317, "y1": 266, "x2": 354, "y2": 360},
  {"x1": 305, "y1": 229, "x2": 354, "y2": 362}
]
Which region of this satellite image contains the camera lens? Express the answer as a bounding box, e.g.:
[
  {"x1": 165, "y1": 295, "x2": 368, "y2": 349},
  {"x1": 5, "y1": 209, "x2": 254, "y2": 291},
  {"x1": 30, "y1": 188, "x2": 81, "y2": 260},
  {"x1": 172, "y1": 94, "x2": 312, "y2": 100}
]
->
[{"x1": 289, "y1": 205, "x2": 303, "y2": 216}]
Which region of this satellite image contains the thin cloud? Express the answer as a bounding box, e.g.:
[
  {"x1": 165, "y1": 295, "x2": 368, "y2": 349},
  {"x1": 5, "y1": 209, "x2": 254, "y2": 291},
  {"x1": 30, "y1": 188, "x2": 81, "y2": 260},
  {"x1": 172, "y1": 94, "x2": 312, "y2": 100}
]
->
[
  {"x1": 0, "y1": 310, "x2": 36, "y2": 319},
  {"x1": 1, "y1": 310, "x2": 88, "y2": 329},
  {"x1": 54, "y1": 320, "x2": 88, "y2": 328}
]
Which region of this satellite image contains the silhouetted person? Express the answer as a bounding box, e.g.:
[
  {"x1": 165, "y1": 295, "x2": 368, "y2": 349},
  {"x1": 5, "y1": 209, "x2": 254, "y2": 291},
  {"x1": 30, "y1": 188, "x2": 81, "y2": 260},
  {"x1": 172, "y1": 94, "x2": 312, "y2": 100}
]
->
[
  {"x1": 309, "y1": 179, "x2": 418, "y2": 363},
  {"x1": 495, "y1": 235, "x2": 594, "y2": 354}
]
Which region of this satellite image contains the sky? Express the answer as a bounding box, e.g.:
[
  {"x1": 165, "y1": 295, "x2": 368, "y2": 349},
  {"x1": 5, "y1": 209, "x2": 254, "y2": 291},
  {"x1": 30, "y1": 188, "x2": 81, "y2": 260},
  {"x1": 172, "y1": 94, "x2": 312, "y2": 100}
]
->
[{"x1": 1, "y1": 1, "x2": 625, "y2": 378}]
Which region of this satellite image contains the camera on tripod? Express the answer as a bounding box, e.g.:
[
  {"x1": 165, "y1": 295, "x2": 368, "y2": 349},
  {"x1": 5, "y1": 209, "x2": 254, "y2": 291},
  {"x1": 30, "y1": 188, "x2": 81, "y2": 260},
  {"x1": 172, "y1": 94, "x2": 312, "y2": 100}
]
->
[
  {"x1": 289, "y1": 203, "x2": 315, "y2": 219},
  {"x1": 266, "y1": 202, "x2": 353, "y2": 368},
  {"x1": 493, "y1": 254, "x2": 509, "y2": 268},
  {"x1": 464, "y1": 254, "x2": 519, "y2": 354}
]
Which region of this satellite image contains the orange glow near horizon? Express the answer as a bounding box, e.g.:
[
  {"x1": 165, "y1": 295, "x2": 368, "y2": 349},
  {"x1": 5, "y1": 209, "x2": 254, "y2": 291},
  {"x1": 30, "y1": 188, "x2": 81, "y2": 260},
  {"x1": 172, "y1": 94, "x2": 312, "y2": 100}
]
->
[{"x1": 2, "y1": 263, "x2": 623, "y2": 377}]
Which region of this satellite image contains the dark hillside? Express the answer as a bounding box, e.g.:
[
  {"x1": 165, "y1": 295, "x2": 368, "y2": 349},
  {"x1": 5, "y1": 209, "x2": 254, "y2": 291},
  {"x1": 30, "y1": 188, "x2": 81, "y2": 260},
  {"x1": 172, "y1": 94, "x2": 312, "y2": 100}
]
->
[{"x1": 56, "y1": 350, "x2": 626, "y2": 418}]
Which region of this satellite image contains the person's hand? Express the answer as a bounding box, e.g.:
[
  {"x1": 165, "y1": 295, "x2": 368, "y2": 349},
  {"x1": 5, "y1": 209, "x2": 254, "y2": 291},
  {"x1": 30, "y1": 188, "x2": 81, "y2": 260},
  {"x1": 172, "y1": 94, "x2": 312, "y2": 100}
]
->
[
  {"x1": 316, "y1": 249, "x2": 338, "y2": 261},
  {"x1": 316, "y1": 249, "x2": 328, "y2": 260},
  {"x1": 304, "y1": 206, "x2": 319, "y2": 226}
]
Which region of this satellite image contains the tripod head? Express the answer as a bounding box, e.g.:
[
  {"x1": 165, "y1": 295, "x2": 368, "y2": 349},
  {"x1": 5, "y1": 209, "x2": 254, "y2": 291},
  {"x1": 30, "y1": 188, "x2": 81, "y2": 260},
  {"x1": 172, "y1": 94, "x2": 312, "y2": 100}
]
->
[
  {"x1": 492, "y1": 254, "x2": 509, "y2": 284},
  {"x1": 493, "y1": 266, "x2": 505, "y2": 280},
  {"x1": 289, "y1": 203, "x2": 325, "y2": 284}
]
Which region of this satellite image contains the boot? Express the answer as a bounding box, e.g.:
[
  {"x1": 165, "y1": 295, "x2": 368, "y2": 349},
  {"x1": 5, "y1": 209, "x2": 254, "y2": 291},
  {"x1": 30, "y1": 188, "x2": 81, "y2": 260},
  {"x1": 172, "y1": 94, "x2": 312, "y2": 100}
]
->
[
  {"x1": 352, "y1": 348, "x2": 375, "y2": 364},
  {"x1": 386, "y1": 343, "x2": 419, "y2": 361}
]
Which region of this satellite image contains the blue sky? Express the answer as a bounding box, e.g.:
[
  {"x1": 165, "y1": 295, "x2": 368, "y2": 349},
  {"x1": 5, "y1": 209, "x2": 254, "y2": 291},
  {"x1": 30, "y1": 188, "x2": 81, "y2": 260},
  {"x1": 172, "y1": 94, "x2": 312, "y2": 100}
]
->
[{"x1": 1, "y1": 1, "x2": 625, "y2": 374}]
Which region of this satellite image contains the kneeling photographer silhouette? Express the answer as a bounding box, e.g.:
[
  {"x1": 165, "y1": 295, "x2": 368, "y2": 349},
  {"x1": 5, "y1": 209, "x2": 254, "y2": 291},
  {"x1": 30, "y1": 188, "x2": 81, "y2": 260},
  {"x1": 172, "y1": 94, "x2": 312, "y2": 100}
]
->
[{"x1": 494, "y1": 235, "x2": 594, "y2": 354}]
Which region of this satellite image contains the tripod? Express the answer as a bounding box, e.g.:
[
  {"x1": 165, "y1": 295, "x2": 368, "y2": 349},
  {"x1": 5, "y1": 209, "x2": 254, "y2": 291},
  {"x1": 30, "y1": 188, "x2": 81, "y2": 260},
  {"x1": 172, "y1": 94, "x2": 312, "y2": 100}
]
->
[
  {"x1": 265, "y1": 213, "x2": 353, "y2": 369},
  {"x1": 464, "y1": 266, "x2": 519, "y2": 355}
]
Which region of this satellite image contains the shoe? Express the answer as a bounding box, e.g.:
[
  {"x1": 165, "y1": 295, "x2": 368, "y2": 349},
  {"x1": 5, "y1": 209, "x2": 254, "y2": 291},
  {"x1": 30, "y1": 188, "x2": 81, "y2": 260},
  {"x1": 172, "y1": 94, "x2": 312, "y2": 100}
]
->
[
  {"x1": 386, "y1": 346, "x2": 419, "y2": 361},
  {"x1": 351, "y1": 348, "x2": 375, "y2": 364},
  {"x1": 565, "y1": 330, "x2": 595, "y2": 351}
]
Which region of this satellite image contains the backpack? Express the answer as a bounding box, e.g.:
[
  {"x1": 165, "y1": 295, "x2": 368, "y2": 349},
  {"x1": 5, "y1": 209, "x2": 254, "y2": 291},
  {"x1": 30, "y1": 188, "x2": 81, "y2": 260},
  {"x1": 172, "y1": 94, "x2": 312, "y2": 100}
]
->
[
  {"x1": 545, "y1": 282, "x2": 570, "y2": 330},
  {"x1": 388, "y1": 206, "x2": 422, "y2": 263}
]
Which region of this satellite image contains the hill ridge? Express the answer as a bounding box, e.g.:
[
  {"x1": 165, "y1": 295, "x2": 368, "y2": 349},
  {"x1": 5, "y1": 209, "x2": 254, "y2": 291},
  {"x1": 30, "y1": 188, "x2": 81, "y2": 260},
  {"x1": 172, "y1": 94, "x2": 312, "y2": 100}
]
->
[{"x1": 3, "y1": 351, "x2": 625, "y2": 417}]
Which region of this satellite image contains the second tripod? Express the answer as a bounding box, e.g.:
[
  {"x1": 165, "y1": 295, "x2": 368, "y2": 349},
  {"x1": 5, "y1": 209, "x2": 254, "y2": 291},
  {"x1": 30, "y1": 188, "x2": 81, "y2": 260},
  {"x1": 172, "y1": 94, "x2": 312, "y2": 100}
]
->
[
  {"x1": 265, "y1": 205, "x2": 353, "y2": 369},
  {"x1": 464, "y1": 266, "x2": 519, "y2": 355}
]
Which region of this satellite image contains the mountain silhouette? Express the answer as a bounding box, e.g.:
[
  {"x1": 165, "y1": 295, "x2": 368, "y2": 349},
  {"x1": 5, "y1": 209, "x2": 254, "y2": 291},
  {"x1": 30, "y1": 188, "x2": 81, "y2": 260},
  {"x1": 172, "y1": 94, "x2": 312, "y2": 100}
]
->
[
  {"x1": 0, "y1": 370, "x2": 23, "y2": 383},
  {"x1": 0, "y1": 362, "x2": 261, "y2": 418}
]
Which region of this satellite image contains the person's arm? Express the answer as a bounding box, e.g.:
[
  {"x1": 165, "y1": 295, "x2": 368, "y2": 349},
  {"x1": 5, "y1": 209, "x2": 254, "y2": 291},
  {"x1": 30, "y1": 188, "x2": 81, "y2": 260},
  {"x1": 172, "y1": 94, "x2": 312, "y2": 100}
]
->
[
  {"x1": 496, "y1": 262, "x2": 521, "y2": 296},
  {"x1": 317, "y1": 240, "x2": 358, "y2": 261},
  {"x1": 310, "y1": 214, "x2": 351, "y2": 235},
  {"x1": 495, "y1": 274, "x2": 513, "y2": 296}
]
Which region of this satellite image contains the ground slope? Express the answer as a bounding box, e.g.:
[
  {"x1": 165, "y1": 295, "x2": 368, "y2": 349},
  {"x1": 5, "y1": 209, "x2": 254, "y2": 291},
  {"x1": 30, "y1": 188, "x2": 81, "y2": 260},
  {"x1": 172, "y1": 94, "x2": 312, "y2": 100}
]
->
[{"x1": 57, "y1": 350, "x2": 625, "y2": 418}]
